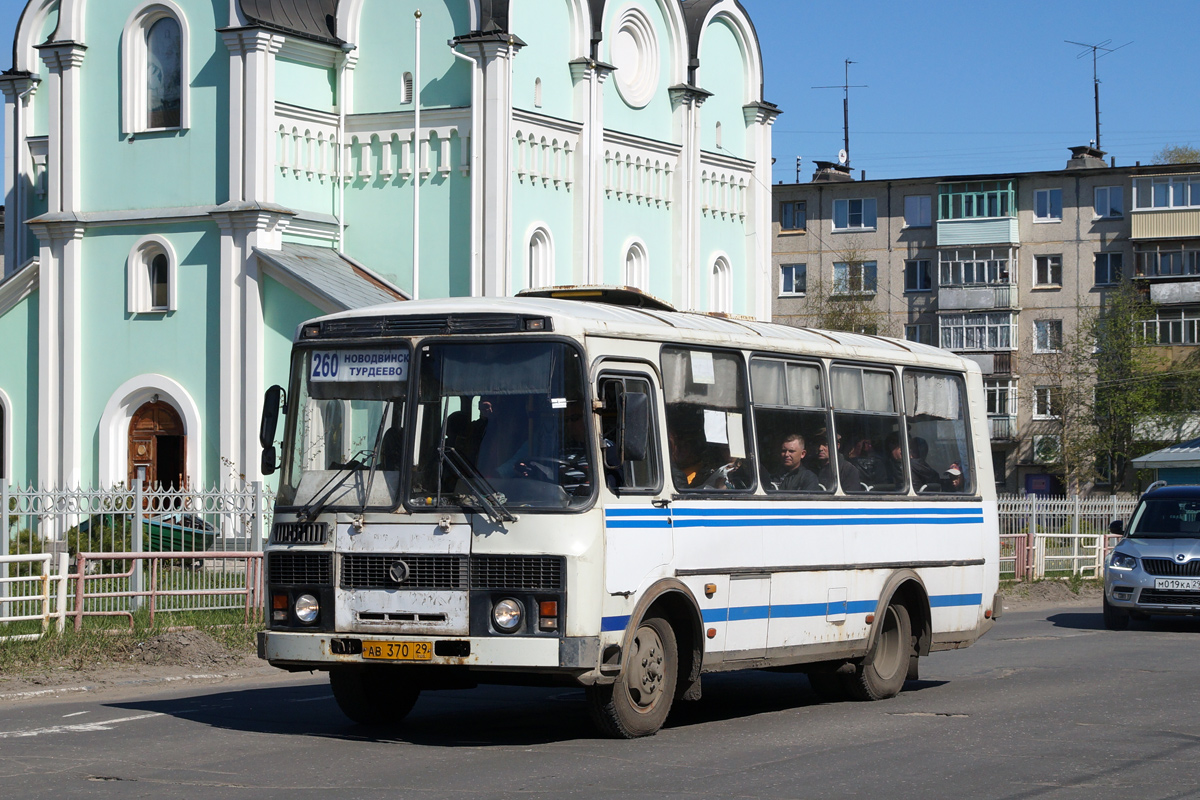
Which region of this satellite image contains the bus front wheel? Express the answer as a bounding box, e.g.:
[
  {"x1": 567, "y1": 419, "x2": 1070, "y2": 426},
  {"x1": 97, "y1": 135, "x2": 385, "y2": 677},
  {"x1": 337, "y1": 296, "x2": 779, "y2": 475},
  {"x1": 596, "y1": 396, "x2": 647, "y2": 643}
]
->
[
  {"x1": 845, "y1": 602, "x2": 912, "y2": 701},
  {"x1": 330, "y1": 665, "x2": 421, "y2": 726},
  {"x1": 586, "y1": 615, "x2": 678, "y2": 738}
]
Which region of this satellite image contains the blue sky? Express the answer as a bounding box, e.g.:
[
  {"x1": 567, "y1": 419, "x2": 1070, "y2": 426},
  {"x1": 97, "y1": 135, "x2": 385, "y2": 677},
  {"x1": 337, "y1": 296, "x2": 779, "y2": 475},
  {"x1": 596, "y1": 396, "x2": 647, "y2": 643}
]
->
[{"x1": 1, "y1": 0, "x2": 1197, "y2": 183}]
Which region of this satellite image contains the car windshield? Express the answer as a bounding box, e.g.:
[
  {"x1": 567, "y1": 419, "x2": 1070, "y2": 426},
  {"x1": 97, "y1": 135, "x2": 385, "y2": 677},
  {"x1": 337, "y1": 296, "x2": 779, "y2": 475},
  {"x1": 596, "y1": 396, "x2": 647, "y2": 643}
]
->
[
  {"x1": 1128, "y1": 498, "x2": 1200, "y2": 538},
  {"x1": 409, "y1": 340, "x2": 592, "y2": 512},
  {"x1": 277, "y1": 345, "x2": 411, "y2": 510}
]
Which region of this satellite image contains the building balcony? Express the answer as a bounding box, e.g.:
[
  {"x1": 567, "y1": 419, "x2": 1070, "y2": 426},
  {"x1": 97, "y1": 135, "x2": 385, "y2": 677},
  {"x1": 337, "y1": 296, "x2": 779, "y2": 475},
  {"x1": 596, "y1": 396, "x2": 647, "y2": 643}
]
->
[
  {"x1": 936, "y1": 217, "x2": 1020, "y2": 247},
  {"x1": 960, "y1": 351, "x2": 1016, "y2": 376},
  {"x1": 1148, "y1": 279, "x2": 1200, "y2": 305},
  {"x1": 938, "y1": 284, "x2": 1017, "y2": 312},
  {"x1": 989, "y1": 415, "x2": 1018, "y2": 441},
  {"x1": 1131, "y1": 208, "x2": 1200, "y2": 240}
]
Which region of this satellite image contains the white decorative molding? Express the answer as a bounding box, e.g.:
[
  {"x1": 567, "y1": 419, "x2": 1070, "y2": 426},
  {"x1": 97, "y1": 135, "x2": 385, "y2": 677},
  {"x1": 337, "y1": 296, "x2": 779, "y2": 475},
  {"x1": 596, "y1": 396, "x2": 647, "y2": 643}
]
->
[
  {"x1": 98, "y1": 374, "x2": 203, "y2": 490},
  {"x1": 277, "y1": 36, "x2": 342, "y2": 68},
  {"x1": 513, "y1": 112, "x2": 581, "y2": 191},
  {"x1": 126, "y1": 234, "x2": 178, "y2": 314},
  {"x1": 0, "y1": 386, "x2": 11, "y2": 483},
  {"x1": 26, "y1": 136, "x2": 48, "y2": 199},
  {"x1": 609, "y1": 4, "x2": 660, "y2": 109},
  {"x1": 0, "y1": 261, "x2": 39, "y2": 317}
]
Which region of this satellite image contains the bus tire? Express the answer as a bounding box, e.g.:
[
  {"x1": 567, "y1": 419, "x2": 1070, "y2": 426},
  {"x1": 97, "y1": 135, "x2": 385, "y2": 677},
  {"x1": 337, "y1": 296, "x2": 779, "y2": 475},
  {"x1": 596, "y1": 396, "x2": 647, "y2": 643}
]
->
[
  {"x1": 586, "y1": 615, "x2": 678, "y2": 738},
  {"x1": 845, "y1": 602, "x2": 911, "y2": 701},
  {"x1": 1103, "y1": 596, "x2": 1130, "y2": 631},
  {"x1": 330, "y1": 665, "x2": 421, "y2": 726}
]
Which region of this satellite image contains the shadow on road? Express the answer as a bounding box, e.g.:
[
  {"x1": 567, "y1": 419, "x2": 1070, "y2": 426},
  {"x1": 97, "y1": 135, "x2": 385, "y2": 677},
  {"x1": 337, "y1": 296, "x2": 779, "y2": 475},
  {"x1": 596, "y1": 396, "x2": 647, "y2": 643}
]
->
[
  {"x1": 108, "y1": 667, "x2": 943, "y2": 744},
  {"x1": 1049, "y1": 610, "x2": 1200, "y2": 634}
]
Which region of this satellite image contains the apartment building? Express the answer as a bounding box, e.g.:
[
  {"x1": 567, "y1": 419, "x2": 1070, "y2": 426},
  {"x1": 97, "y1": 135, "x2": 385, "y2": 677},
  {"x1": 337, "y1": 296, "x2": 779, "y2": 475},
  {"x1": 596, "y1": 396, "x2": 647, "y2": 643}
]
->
[{"x1": 772, "y1": 147, "x2": 1200, "y2": 493}]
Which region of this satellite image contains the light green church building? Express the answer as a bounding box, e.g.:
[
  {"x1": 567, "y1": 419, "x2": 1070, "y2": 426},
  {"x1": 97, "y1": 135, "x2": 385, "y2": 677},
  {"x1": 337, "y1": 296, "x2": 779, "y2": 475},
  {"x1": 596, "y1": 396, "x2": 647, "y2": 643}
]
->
[{"x1": 0, "y1": 0, "x2": 777, "y2": 492}]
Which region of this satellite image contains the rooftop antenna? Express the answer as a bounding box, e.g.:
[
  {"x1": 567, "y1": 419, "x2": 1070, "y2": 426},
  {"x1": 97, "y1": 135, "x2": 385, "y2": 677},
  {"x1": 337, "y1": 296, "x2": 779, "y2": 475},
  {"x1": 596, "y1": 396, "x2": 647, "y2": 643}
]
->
[
  {"x1": 813, "y1": 59, "x2": 866, "y2": 167},
  {"x1": 1066, "y1": 38, "x2": 1131, "y2": 153}
]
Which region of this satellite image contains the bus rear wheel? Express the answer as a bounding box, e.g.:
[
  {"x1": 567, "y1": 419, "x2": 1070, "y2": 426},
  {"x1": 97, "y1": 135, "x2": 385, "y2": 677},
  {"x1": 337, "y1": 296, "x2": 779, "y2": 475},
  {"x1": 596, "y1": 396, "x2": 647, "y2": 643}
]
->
[
  {"x1": 330, "y1": 665, "x2": 421, "y2": 727},
  {"x1": 586, "y1": 615, "x2": 678, "y2": 738},
  {"x1": 845, "y1": 602, "x2": 912, "y2": 701}
]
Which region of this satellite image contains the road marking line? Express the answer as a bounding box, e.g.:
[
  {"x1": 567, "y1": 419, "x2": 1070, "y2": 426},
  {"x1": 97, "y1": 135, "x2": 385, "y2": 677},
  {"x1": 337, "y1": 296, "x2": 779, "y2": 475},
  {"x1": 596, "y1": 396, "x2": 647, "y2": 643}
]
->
[
  {"x1": 62, "y1": 711, "x2": 90, "y2": 718},
  {"x1": 0, "y1": 712, "x2": 164, "y2": 739}
]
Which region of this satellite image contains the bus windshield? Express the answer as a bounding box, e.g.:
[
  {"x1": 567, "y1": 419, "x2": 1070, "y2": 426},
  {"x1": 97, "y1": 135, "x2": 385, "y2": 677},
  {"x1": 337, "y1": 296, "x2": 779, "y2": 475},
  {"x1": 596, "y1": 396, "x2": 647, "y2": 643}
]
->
[
  {"x1": 409, "y1": 340, "x2": 592, "y2": 512},
  {"x1": 278, "y1": 345, "x2": 411, "y2": 510}
]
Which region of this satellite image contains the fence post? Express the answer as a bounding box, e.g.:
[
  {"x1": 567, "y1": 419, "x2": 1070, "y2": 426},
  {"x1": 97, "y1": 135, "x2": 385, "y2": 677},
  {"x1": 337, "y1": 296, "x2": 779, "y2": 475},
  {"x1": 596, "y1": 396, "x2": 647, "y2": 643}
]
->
[
  {"x1": 1, "y1": 479, "x2": 9, "y2": 620},
  {"x1": 1072, "y1": 495, "x2": 1081, "y2": 577},
  {"x1": 56, "y1": 551, "x2": 68, "y2": 634},
  {"x1": 132, "y1": 479, "x2": 144, "y2": 613},
  {"x1": 252, "y1": 481, "x2": 265, "y2": 552},
  {"x1": 1026, "y1": 495, "x2": 1038, "y2": 581}
]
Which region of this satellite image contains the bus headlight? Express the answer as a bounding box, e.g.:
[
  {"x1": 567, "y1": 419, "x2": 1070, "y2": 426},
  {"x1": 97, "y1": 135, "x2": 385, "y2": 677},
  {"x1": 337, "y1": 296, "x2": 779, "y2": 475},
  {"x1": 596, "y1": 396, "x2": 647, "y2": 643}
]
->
[
  {"x1": 294, "y1": 593, "x2": 320, "y2": 624},
  {"x1": 492, "y1": 598, "x2": 523, "y2": 633}
]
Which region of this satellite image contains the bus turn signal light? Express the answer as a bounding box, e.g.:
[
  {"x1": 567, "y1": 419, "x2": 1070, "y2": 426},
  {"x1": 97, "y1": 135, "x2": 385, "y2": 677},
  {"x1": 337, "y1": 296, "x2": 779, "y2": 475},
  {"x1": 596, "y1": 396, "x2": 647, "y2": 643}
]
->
[{"x1": 539, "y1": 601, "x2": 558, "y2": 631}]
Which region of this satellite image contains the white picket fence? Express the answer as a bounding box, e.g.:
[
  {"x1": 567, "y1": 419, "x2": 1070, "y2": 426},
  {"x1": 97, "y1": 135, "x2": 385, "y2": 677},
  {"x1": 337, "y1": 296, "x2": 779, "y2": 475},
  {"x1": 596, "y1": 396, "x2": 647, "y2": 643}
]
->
[
  {"x1": 998, "y1": 493, "x2": 1139, "y2": 581},
  {"x1": 1, "y1": 482, "x2": 266, "y2": 631}
]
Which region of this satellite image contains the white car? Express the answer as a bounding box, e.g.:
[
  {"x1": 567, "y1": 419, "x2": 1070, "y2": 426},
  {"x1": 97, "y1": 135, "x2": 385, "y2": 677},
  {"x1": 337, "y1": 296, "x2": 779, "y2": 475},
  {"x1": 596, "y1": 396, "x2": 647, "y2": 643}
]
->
[{"x1": 1104, "y1": 485, "x2": 1200, "y2": 630}]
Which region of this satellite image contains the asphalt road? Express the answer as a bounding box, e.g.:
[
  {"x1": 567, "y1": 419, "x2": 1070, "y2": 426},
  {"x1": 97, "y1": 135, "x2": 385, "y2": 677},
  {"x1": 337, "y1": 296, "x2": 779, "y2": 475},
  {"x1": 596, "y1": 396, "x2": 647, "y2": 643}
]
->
[{"x1": 1, "y1": 605, "x2": 1199, "y2": 800}]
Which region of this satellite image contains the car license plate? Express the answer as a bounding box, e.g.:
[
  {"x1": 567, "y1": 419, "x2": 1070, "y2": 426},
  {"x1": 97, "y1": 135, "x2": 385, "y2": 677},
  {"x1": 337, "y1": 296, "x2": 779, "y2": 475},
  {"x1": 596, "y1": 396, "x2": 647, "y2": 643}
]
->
[
  {"x1": 362, "y1": 641, "x2": 432, "y2": 661},
  {"x1": 1154, "y1": 578, "x2": 1200, "y2": 591}
]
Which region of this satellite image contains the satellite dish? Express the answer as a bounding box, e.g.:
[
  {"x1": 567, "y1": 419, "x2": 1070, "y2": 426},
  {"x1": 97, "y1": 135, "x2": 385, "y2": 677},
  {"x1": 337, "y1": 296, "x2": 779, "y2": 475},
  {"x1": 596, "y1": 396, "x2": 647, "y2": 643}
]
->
[{"x1": 837, "y1": 149, "x2": 848, "y2": 165}]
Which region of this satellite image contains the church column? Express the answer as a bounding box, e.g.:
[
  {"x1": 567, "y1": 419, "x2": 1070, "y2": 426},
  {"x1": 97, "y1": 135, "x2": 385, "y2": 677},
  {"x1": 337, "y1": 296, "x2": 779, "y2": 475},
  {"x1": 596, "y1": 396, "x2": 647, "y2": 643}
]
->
[
  {"x1": 221, "y1": 29, "x2": 285, "y2": 204},
  {"x1": 570, "y1": 58, "x2": 613, "y2": 285},
  {"x1": 744, "y1": 102, "x2": 780, "y2": 322},
  {"x1": 0, "y1": 73, "x2": 38, "y2": 276},
  {"x1": 466, "y1": 34, "x2": 523, "y2": 297},
  {"x1": 670, "y1": 85, "x2": 710, "y2": 311}
]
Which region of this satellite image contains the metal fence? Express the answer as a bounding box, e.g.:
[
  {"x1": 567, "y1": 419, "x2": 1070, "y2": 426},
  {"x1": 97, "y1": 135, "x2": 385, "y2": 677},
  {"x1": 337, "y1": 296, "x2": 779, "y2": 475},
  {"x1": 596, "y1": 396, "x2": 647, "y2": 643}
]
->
[
  {"x1": 1, "y1": 482, "x2": 266, "y2": 631},
  {"x1": 998, "y1": 493, "x2": 1139, "y2": 581},
  {"x1": 0, "y1": 553, "x2": 70, "y2": 641}
]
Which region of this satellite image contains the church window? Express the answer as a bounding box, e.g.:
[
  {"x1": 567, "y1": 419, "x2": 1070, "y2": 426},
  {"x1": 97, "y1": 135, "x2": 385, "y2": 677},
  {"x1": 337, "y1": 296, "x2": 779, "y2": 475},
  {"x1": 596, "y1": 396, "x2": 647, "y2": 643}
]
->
[
  {"x1": 122, "y1": 2, "x2": 190, "y2": 134},
  {"x1": 528, "y1": 228, "x2": 554, "y2": 289},
  {"x1": 534, "y1": 78, "x2": 543, "y2": 108},
  {"x1": 128, "y1": 236, "x2": 177, "y2": 314},
  {"x1": 402, "y1": 73, "x2": 414, "y2": 104},
  {"x1": 711, "y1": 257, "x2": 732, "y2": 313}
]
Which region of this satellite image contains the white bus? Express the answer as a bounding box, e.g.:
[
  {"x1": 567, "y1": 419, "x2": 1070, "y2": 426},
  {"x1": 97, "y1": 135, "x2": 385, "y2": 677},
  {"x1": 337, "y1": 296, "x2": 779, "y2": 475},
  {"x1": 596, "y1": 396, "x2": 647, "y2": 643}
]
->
[{"x1": 258, "y1": 288, "x2": 999, "y2": 738}]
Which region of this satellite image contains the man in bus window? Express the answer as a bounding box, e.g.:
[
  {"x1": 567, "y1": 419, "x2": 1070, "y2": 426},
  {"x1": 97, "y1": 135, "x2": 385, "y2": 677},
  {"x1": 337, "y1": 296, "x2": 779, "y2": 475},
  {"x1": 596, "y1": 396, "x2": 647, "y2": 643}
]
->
[
  {"x1": 847, "y1": 436, "x2": 886, "y2": 487},
  {"x1": 771, "y1": 434, "x2": 819, "y2": 492},
  {"x1": 667, "y1": 405, "x2": 730, "y2": 489},
  {"x1": 909, "y1": 436, "x2": 941, "y2": 492},
  {"x1": 942, "y1": 463, "x2": 964, "y2": 493},
  {"x1": 813, "y1": 431, "x2": 861, "y2": 492}
]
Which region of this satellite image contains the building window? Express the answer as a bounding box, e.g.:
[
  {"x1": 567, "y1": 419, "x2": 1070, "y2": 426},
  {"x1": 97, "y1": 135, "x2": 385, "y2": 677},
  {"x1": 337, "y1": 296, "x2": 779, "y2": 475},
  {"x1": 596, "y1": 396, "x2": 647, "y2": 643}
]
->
[
  {"x1": 122, "y1": 3, "x2": 190, "y2": 134},
  {"x1": 938, "y1": 181, "x2": 1015, "y2": 220},
  {"x1": 1034, "y1": 188, "x2": 1062, "y2": 221},
  {"x1": 780, "y1": 201, "x2": 806, "y2": 231},
  {"x1": 833, "y1": 261, "x2": 877, "y2": 295},
  {"x1": 780, "y1": 263, "x2": 806, "y2": 295},
  {"x1": 127, "y1": 236, "x2": 177, "y2": 314},
  {"x1": 986, "y1": 379, "x2": 1016, "y2": 416},
  {"x1": 939, "y1": 312, "x2": 1016, "y2": 351},
  {"x1": 1134, "y1": 245, "x2": 1200, "y2": 278},
  {"x1": 904, "y1": 195, "x2": 931, "y2": 227},
  {"x1": 1095, "y1": 252, "x2": 1123, "y2": 285},
  {"x1": 1032, "y1": 434, "x2": 1061, "y2": 465},
  {"x1": 1134, "y1": 176, "x2": 1200, "y2": 209},
  {"x1": 534, "y1": 77, "x2": 542, "y2": 108},
  {"x1": 1095, "y1": 186, "x2": 1123, "y2": 218},
  {"x1": 905, "y1": 324, "x2": 933, "y2": 345},
  {"x1": 833, "y1": 198, "x2": 877, "y2": 230},
  {"x1": 1034, "y1": 319, "x2": 1063, "y2": 353},
  {"x1": 1034, "y1": 255, "x2": 1063, "y2": 287},
  {"x1": 528, "y1": 228, "x2": 554, "y2": 288},
  {"x1": 1033, "y1": 386, "x2": 1059, "y2": 419},
  {"x1": 711, "y1": 257, "x2": 732, "y2": 313},
  {"x1": 402, "y1": 72, "x2": 414, "y2": 104},
  {"x1": 1140, "y1": 307, "x2": 1200, "y2": 345},
  {"x1": 938, "y1": 247, "x2": 1013, "y2": 286},
  {"x1": 624, "y1": 242, "x2": 648, "y2": 290},
  {"x1": 905, "y1": 259, "x2": 932, "y2": 292}
]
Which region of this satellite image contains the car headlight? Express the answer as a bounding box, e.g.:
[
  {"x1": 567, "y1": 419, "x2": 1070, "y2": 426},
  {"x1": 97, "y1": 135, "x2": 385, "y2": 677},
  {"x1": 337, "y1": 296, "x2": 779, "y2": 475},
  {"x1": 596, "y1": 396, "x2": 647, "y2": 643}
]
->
[
  {"x1": 294, "y1": 593, "x2": 320, "y2": 624},
  {"x1": 492, "y1": 598, "x2": 523, "y2": 633},
  {"x1": 1109, "y1": 552, "x2": 1137, "y2": 571}
]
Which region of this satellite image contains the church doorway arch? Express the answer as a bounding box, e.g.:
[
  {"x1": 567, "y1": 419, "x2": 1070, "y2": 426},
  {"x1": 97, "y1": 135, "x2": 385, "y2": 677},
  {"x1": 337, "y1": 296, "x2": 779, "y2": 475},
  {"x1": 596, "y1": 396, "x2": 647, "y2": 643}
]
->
[{"x1": 128, "y1": 401, "x2": 187, "y2": 489}]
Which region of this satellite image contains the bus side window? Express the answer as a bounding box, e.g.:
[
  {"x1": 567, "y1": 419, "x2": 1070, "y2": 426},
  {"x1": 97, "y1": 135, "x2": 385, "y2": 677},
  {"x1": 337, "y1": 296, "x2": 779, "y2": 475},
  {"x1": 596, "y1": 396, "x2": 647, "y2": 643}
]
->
[
  {"x1": 903, "y1": 371, "x2": 972, "y2": 494},
  {"x1": 750, "y1": 358, "x2": 832, "y2": 494},
  {"x1": 831, "y1": 365, "x2": 904, "y2": 494},
  {"x1": 598, "y1": 376, "x2": 661, "y2": 493}
]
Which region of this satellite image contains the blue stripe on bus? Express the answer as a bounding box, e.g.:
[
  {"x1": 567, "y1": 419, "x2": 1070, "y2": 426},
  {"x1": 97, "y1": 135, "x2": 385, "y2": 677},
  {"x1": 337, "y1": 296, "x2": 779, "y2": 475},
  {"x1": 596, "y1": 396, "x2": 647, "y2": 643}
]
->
[
  {"x1": 604, "y1": 507, "x2": 984, "y2": 529},
  {"x1": 669, "y1": 516, "x2": 981, "y2": 528},
  {"x1": 671, "y1": 507, "x2": 980, "y2": 517},
  {"x1": 602, "y1": 593, "x2": 980, "y2": 632}
]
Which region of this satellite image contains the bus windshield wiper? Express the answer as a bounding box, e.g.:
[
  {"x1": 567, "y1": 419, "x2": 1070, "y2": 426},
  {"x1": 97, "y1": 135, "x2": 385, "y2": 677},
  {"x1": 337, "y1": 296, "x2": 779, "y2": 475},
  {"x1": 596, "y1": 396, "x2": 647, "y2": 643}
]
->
[
  {"x1": 438, "y1": 445, "x2": 517, "y2": 525},
  {"x1": 296, "y1": 448, "x2": 375, "y2": 522},
  {"x1": 356, "y1": 401, "x2": 393, "y2": 524}
]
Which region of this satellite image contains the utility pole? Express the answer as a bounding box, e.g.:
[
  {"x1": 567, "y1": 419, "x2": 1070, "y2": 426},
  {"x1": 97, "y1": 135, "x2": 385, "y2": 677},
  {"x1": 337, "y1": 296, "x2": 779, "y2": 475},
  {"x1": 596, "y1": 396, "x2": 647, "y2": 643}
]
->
[
  {"x1": 1066, "y1": 39, "x2": 1131, "y2": 152},
  {"x1": 813, "y1": 60, "x2": 866, "y2": 167}
]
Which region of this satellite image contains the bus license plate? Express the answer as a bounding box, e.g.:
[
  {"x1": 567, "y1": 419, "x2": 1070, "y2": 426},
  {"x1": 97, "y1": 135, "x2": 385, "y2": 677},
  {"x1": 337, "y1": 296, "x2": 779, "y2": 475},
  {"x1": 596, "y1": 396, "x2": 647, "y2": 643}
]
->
[
  {"x1": 362, "y1": 641, "x2": 433, "y2": 661},
  {"x1": 1154, "y1": 578, "x2": 1200, "y2": 592}
]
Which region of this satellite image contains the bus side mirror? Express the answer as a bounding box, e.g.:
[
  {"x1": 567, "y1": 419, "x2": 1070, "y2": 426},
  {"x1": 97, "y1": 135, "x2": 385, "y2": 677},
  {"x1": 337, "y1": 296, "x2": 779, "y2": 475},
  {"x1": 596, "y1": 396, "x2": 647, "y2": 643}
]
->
[
  {"x1": 260, "y1": 385, "x2": 285, "y2": 476},
  {"x1": 1109, "y1": 519, "x2": 1124, "y2": 536},
  {"x1": 621, "y1": 392, "x2": 650, "y2": 463}
]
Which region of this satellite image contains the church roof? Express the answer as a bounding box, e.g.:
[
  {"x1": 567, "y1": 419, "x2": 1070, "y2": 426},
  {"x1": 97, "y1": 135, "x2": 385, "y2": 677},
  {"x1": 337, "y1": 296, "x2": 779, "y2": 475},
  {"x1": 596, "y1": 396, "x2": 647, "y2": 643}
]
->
[
  {"x1": 239, "y1": 0, "x2": 341, "y2": 44},
  {"x1": 256, "y1": 244, "x2": 408, "y2": 311}
]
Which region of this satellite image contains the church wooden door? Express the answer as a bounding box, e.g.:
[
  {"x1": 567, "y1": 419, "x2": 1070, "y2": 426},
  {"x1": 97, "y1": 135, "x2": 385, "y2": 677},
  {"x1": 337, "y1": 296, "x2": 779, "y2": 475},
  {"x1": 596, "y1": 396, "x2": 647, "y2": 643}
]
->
[{"x1": 128, "y1": 401, "x2": 186, "y2": 490}]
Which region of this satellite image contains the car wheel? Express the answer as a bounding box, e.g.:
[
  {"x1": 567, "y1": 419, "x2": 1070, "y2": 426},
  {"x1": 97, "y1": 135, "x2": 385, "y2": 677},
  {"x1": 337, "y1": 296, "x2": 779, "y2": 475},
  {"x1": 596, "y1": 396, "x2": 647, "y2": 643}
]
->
[{"x1": 1103, "y1": 596, "x2": 1130, "y2": 631}]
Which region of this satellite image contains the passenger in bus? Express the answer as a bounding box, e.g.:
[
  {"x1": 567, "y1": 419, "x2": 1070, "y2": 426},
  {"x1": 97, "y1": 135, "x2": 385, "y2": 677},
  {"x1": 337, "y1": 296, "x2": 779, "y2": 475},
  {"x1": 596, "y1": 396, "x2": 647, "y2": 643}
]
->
[
  {"x1": 667, "y1": 405, "x2": 734, "y2": 490},
  {"x1": 813, "y1": 431, "x2": 862, "y2": 492},
  {"x1": 885, "y1": 432, "x2": 906, "y2": 488},
  {"x1": 943, "y1": 464, "x2": 965, "y2": 492},
  {"x1": 909, "y1": 436, "x2": 942, "y2": 492},
  {"x1": 475, "y1": 395, "x2": 530, "y2": 479},
  {"x1": 770, "y1": 434, "x2": 819, "y2": 492},
  {"x1": 847, "y1": 436, "x2": 887, "y2": 487}
]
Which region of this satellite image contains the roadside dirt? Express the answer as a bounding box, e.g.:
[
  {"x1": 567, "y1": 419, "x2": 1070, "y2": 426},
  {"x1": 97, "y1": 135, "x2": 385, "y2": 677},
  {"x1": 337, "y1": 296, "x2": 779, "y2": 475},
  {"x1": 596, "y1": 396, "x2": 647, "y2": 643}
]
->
[{"x1": 999, "y1": 581, "x2": 1103, "y2": 612}]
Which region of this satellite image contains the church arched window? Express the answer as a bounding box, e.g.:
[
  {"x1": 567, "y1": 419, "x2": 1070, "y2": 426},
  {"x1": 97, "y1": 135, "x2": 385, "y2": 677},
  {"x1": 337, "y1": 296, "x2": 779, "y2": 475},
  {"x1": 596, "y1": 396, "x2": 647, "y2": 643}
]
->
[
  {"x1": 128, "y1": 236, "x2": 177, "y2": 314},
  {"x1": 528, "y1": 228, "x2": 554, "y2": 289},
  {"x1": 711, "y1": 257, "x2": 732, "y2": 314},
  {"x1": 122, "y1": 3, "x2": 190, "y2": 134}
]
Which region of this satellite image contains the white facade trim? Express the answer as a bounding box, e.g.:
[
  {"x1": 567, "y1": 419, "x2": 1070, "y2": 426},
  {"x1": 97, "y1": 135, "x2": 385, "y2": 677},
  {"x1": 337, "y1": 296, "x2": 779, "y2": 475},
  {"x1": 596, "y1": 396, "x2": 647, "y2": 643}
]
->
[
  {"x1": 0, "y1": 386, "x2": 11, "y2": 483},
  {"x1": 99, "y1": 374, "x2": 203, "y2": 489},
  {"x1": 13, "y1": 0, "x2": 57, "y2": 73},
  {"x1": 121, "y1": 1, "x2": 192, "y2": 135},
  {"x1": 126, "y1": 234, "x2": 178, "y2": 314},
  {"x1": 709, "y1": 250, "x2": 732, "y2": 314},
  {"x1": 621, "y1": 235, "x2": 649, "y2": 290},
  {"x1": 694, "y1": 4, "x2": 764, "y2": 105},
  {"x1": 525, "y1": 224, "x2": 555, "y2": 290}
]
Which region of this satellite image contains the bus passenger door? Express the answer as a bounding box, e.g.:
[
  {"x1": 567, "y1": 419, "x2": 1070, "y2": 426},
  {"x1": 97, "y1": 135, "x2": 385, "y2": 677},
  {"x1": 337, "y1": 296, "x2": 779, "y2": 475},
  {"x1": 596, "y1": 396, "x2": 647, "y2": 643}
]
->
[{"x1": 597, "y1": 369, "x2": 673, "y2": 596}]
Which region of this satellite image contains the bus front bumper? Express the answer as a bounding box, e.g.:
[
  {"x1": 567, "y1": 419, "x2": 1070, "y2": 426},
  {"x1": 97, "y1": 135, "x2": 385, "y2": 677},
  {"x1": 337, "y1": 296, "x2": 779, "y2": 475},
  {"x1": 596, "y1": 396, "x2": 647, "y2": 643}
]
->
[{"x1": 258, "y1": 630, "x2": 600, "y2": 672}]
